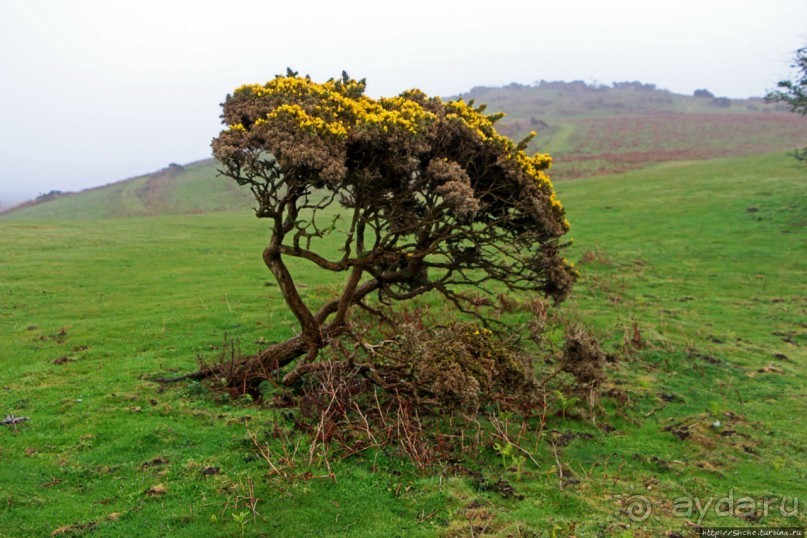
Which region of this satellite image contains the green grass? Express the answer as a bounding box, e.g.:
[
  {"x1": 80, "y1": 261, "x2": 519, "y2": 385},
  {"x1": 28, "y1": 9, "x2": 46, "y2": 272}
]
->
[
  {"x1": 0, "y1": 152, "x2": 804, "y2": 536},
  {"x1": 561, "y1": 153, "x2": 806, "y2": 346}
]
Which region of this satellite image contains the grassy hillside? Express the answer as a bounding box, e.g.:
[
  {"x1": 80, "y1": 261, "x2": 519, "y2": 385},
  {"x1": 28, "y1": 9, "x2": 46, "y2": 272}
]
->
[
  {"x1": 4, "y1": 81, "x2": 806, "y2": 222},
  {"x1": 0, "y1": 151, "x2": 803, "y2": 536},
  {"x1": 2, "y1": 160, "x2": 251, "y2": 221}
]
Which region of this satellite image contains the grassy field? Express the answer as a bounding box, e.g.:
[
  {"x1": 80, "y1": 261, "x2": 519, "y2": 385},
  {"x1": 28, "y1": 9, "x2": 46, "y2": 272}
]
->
[{"x1": 0, "y1": 151, "x2": 805, "y2": 536}]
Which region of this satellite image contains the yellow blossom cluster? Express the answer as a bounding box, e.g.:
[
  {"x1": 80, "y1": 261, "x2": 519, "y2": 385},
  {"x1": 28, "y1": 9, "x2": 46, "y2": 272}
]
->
[
  {"x1": 234, "y1": 76, "x2": 323, "y2": 100},
  {"x1": 445, "y1": 99, "x2": 502, "y2": 141},
  {"x1": 261, "y1": 104, "x2": 348, "y2": 138},
  {"x1": 372, "y1": 96, "x2": 436, "y2": 134},
  {"x1": 514, "y1": 152, "x2": 553, "y2": 188},
  {"x1": 445, "y1": 102, "x2": 549, "y2": 171},
  {"x1": 226, "y1": 74, "x2": 566, "y2": 222},
  {"x1": 230, "y1": 75, "x2": 436, "y2": 138}
]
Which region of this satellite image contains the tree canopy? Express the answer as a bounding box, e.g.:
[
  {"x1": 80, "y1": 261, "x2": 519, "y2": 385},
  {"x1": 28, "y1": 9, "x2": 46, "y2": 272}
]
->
[{"x1": 210, "y1": 71, "x2": 576, "y2": 385}]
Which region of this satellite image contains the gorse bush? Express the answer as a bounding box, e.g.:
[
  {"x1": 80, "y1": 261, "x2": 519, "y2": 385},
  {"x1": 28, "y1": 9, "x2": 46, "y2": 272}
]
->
[
  {"x1": 204, "y1": 70, "x2": 576, "y2": 387},
  {"x1": 164, "y1": 70, "x2": 594, "y2": 470}
]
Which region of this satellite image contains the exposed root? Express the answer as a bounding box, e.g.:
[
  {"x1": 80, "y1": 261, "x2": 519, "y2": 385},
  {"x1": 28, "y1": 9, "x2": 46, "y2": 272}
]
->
[{"x1": 150, "y1": 370, "x2": 213, "y2": 383}]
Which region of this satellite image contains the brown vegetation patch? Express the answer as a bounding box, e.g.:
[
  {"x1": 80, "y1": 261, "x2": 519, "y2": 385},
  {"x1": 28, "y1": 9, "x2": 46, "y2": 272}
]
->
[
  {"x1": 554, "y1": 113, "x2": 807, "y2": 179},
  {"x1": 51, "y1": 521, "x2": 99, "y2": 536},
  {"x1": 561, "y1": 326, "x2": 606, "y2": 391},
  {"x1": 144, "y1": 484, "x2": 167, "y2": 496},
  {"x1": 139, "y1": 456, "x2": 169, "y2": 470}
]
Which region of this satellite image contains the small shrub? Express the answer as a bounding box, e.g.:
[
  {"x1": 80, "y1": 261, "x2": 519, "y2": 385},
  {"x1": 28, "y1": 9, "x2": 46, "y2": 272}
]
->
[
  {"x1": 560, "y1": 326, "x2": 606, "y2": 392},
  {"x1": 194, "y1": 335, "x2": 262, "y2": 398},
  {"x1": 710, "y1": 97, "x2": 731, "y2": 108},
  {"x1": 379, "y1": 322, "x2": 539, "y2": 411},
  {"x1": 231, "y1": 313, "x2": 610, "y2": 470}
]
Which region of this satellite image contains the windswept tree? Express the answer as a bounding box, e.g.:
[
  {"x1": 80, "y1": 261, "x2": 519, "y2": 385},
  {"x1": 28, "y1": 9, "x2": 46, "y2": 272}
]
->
[{"x1": 207, "y1": 71, "x2": 576, "y2": 387}]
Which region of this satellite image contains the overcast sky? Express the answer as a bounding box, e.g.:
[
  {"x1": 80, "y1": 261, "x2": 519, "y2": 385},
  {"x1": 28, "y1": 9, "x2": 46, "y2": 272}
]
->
[{"x1": 0, "y1": 0, "x2": 805, "y2": 204}]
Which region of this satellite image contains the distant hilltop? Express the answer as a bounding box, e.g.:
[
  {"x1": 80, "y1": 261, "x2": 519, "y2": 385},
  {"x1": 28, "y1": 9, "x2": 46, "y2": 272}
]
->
[
  {"x1": 459, "y1": 80, "x2": 776, "y2": 106},
  {"x1": 455, "y1": 80, "x2": 782, "y2": 138}
]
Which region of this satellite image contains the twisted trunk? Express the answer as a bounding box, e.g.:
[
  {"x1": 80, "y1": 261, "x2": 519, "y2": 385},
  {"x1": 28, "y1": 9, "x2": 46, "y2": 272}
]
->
[
  {"x1": 238, "y1": 273, "x2": 380, "y2": 386},
  {"x1": 154, "y1": 273, "x2": 380, "y2": 387}
]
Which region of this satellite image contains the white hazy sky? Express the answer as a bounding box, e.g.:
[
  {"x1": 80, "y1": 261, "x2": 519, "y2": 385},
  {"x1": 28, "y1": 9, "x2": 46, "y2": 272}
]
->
[{"x1": 0, "y1": 0, "x2": 805, "y2": 204}]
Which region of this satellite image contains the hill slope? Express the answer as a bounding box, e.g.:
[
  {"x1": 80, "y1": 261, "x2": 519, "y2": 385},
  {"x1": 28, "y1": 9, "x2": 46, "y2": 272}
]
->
[
  {"x1": 3, "y1": 80, "x2": 806, "y2": 220},
  {"x1": 2, "y1": 160, "x2": 251, "y2": 220},
  {"x1": 459, "y1": 81, "x2": 807, "y2": 177}
]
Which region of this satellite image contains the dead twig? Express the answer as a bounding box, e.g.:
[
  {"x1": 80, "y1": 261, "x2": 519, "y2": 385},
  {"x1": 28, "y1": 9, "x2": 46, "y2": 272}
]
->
[
  {"x1": 1, "y1": 415, "x2": 29, "y2": 427},
  {"x1": 644, "y1": 405, "x2": 665, "y2": 418}
]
